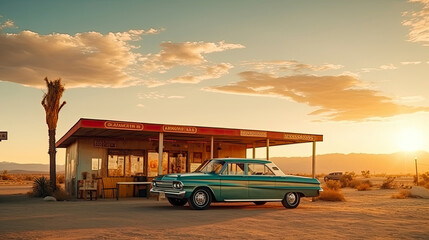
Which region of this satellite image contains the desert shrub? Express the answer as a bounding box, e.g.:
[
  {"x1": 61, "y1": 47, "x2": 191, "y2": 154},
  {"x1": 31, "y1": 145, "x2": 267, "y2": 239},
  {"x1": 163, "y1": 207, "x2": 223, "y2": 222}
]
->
[
  {"x1": 24, "y1": 175, "x2": 35, "y2": 181},
  {"x1": 418, "y1": 172, "x2": 429, "y2": 189},
  {"x1": 325, "y1": 180, "x2": 341, "y2": 190},
  {"x1": 361, "y1": 170, "x2": 371, "y2": 178},
  {"x1": 52, "y1": 187, "x2": 70, "y2": 201},
  {"x1": 356, "y1": 182, "x2": 371, "y2": 191},
  {"x1": 421, "y1": 172, "x2": 429, "y2": 182},
  {"x1": 57, "y1": 174, "x2": 65, "y2": 184},
  {"x1": 380, "y1": 176, "x2": 396, "y2": 189},
  {"x1": 319, "y1": 188, "x2": 345, "y2": 201},
  {"x1": 31, "y1": 176, "x2": 53, "y2": 197},
  {"x1": 339, "y1": 172, "x2": 356, "y2": 187},
  {"x1": 392, "y1": 189, "x2": 411, "y2": 199},
  {"x1": 349, "y1": 179, "x2": 361, "y2": 188},
  {"x1": 1, "y1": 170, "x2": 13, "y2": 180}
]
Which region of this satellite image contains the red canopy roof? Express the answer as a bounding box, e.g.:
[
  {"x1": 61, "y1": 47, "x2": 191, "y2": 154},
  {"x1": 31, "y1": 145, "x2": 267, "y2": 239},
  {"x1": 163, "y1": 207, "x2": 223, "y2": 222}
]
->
[{"x1": 56, "y1": 118, "x2": 323, "y2": 148}]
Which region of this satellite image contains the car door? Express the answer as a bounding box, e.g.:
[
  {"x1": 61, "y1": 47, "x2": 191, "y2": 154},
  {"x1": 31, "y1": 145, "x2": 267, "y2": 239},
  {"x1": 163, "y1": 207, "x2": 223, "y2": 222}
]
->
[
  {"x1": 220, "y1": 162, "x2": 248, "y2": 200},
  {"x1": 247, "y1": 163, "x2": 278, "y2": 199}
]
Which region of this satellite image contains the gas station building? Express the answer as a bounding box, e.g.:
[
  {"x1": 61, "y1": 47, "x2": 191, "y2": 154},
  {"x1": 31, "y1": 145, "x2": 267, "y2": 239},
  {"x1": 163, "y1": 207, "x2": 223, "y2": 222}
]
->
[{"x1": 56, "y1": 118, "x2": 323, "y2": 197}]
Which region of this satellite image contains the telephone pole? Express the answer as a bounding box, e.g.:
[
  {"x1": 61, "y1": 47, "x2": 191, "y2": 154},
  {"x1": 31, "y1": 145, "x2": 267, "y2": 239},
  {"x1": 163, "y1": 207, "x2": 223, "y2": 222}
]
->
[{"x1": 415, "y1": 157, "x2": 418, "y2": 185}]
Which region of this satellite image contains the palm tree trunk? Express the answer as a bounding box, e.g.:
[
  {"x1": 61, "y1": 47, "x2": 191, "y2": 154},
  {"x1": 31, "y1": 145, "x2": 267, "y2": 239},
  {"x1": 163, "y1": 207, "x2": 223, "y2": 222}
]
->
[{"x1": 48, "y1": 129, "x2": 57, "y2": 191}]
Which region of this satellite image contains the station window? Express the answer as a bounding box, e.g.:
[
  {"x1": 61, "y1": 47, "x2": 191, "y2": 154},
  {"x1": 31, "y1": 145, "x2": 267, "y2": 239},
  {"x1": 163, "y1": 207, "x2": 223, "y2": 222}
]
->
[
  {"x1": 108, "y1": 155, "x2": 125, "y2": 177},
  {"x1": 108, "y1": 150, "x2": 145, "y2": 177}
]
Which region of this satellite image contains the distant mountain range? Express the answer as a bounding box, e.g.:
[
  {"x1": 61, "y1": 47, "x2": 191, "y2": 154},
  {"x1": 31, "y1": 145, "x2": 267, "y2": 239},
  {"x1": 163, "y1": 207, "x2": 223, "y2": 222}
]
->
[
  {"x1": 1, "y1": 151, "x2": 428, "y2": 175},
  {"x1": 271, "y1": 151, "x2": 429, "y2": 175},
  {"x1": 0, "y1": 162, "x2": 64, "y2": 174}
]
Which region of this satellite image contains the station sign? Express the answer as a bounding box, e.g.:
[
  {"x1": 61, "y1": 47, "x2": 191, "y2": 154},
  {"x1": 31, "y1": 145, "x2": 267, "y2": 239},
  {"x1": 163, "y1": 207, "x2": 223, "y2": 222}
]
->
[
  {"x1": 104, "y1": 121, "x2": 144, "y2": 131},
  {"x1": 0, "y1": 131, "x2": 7, "y2": 141},
  {"x1": 284, "y1": 133, "x2": 315, "y2": 141},
  {"x1": 94, "y1": 139, "x2": 117, "y2": 148},
  {"x1": 240, "y1": 130, "x2": 267, "y2": 138},
  {"x1": 163, "y1": 125, "x2": 198, "y2": 134}
]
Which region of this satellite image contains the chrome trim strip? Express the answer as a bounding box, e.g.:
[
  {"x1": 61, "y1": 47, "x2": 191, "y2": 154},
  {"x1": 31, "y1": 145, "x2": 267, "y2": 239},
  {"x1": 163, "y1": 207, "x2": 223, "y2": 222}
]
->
[
  {"x1": 150, "y1": 189, "x2": 185, "y2": 195},
  {"x1": 150, "y1": 189, "x2": 186, "y2": 198},
  {"x1": 224, "y1": 199, "x2": 282, "y2": 202}
]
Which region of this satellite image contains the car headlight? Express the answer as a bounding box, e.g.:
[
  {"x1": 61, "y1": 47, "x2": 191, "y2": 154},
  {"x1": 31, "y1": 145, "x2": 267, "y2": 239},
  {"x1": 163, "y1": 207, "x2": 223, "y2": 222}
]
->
[
  {"x1": 151, "y1": 181, "x2": 157, "y2": 187},
  {"x1": 173, "y1": 181, "x2": 183, "y2": 189}
]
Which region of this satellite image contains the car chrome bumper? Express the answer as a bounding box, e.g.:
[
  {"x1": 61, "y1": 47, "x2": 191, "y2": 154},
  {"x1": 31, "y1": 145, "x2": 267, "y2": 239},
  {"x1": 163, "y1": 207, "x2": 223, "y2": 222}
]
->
[{"x1": 150, "y1": 189, "x2": 186, "y2": 199}]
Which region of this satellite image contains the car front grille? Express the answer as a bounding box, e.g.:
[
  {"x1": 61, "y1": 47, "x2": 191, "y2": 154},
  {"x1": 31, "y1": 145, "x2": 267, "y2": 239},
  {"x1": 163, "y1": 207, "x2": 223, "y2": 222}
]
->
[{"x1": 155, "y1": 181, "x2": 173, "y2": 189}]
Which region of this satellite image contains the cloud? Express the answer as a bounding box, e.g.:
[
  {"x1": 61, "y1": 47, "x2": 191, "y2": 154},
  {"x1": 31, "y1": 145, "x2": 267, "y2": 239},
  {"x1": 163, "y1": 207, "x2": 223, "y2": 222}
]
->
[
  {"x1": 0, "y1": 19, "x2": 14, "y2": 30},
  {"x1": 401, "y1": 61, "x2": 422, "y2": 65},
  {"x1": 242, "y1": 60, "x2": 343, "y2": 73},
  {"x1": 362, "y1": 64, "x2": 397, "y2": 72},
  {"x1": 136, "y1": 103, "x2": 145, "y2": 108},
  {"x1": 138, "y1": 91, "x2": 184, "y2": 100},
  {"x1": 0, "y1": 25, "x2": 160, "y2": 88},
  {"x1": 402, "y1": 0, "x2": 429, "y2": 46},
  {"x1": 141, "y1": 41, "x2": 244, "y2": 73},
  {"x1": 170, "y1": 63, "x2": 233, "y2": 83},
  {"x1": 138, "y1": 92, "x2": 165, "y2": 100},
  {"x1": 205, "y1": 71, "x2": 429, "y2": 121}
]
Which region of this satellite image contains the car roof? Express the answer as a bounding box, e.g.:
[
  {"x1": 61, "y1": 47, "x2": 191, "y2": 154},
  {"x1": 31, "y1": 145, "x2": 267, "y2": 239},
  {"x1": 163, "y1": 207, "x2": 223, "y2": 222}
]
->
[{"x1": 212, "y1": 158, "x2": 271, "y2": 164}]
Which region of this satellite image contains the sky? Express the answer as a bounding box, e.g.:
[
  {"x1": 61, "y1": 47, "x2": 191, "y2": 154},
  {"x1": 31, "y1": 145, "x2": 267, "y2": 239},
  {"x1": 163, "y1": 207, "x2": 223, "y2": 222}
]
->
[{"x1": 0, "y1": 0, "x2": 429, "y2": 165}]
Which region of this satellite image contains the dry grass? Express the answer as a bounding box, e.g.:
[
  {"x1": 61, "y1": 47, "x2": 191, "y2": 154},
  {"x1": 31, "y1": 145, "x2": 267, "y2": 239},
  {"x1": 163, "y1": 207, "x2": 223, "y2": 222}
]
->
[
  {"x1": 419, "y1": 172, "x2": 429, "y2": 190},
  {"x1": 392, "y1": 189, "x2": 411, "y2": 199},
  {"x1": 319, "y1": 180, "x2": 346, "y2": 201},
  {"x1": 319, "y1": 188, "x2": 346, "y2": 201},
  {"x1": 325, "y1": 180, "x2": 341, "y2": 190},
  {"x1": 361, "y1": 170, "x2": 371, "y2": 178},
  {"x1": 339, "y1": 172, "x2": 356, "y2": 188},
  {"x1": 0, "y1": 173, "x2": 65, "y2": 185},
  {"x1": 356, "y1": 182, "x2": 371, "y2": 191},
  {"x1": 381, "y1": 176, "x2": 397, "y2": 189}
]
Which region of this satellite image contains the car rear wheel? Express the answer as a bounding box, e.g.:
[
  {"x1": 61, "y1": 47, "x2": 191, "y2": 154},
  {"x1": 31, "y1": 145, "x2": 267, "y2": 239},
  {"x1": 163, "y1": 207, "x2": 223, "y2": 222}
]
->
[
  {"x1": 167, "y1": 197, "x2": 187, "y2": 207},
  {"x1": 188, "y1": 188, "x2": 212, "y2": 210},
  {"x1": 282, "y1": 192, "x2": 300, "y2": 209},
  {"x1": 253, "y1": 201, "x2": 267, "y2": 205}
]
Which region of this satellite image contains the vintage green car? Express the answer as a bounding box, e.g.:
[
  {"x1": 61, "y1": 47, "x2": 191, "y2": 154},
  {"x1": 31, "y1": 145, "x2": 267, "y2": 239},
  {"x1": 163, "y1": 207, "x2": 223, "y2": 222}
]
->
[{"x1": 150, "y1": 158, "x2": 322, "y2": 210}]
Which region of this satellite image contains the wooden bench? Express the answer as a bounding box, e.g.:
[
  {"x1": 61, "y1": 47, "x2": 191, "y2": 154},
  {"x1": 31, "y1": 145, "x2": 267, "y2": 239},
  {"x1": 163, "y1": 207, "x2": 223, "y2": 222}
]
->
[{"x1": 101, "y1": 177, "x2": 134, "y2": 198}]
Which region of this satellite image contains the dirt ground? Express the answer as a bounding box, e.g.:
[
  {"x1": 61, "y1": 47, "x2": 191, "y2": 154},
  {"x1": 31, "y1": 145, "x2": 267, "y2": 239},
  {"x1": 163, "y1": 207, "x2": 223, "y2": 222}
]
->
[{"x1": 0, "y1": 185, "x2": 428, "y2": 240}]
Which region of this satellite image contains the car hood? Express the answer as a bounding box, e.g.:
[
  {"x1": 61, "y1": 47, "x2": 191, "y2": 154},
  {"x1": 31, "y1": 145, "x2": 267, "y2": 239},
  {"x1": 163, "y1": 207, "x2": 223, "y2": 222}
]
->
[{"x1": 154, "y1": 172, "x2": 214, "y2": 181}]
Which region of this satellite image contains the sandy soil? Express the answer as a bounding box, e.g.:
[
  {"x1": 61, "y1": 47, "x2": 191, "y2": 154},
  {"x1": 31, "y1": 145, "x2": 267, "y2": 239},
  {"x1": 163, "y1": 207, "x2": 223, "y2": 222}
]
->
[
  {"x1": 0, "y1": 184, "x2": 32, "y2": 195},
  {"x1": 0, "y1": 187, "x2": 428, "y2": 240}
]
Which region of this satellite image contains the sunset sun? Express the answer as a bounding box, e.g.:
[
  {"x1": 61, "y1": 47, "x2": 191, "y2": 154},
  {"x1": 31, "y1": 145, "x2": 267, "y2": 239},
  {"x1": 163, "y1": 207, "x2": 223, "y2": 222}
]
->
[{"x1": 396, "y1": 127, "x2": 427, "y2": 152}]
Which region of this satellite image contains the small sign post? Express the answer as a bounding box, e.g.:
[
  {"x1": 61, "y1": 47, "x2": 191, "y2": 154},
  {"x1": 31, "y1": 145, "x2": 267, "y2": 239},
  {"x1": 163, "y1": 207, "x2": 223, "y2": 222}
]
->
[
  {"x1": 415, "y1": 157, "x2": 419, "y2": 185},
  {"x1": 0, "y1": 131, "x2": 7, "y2": 142}
]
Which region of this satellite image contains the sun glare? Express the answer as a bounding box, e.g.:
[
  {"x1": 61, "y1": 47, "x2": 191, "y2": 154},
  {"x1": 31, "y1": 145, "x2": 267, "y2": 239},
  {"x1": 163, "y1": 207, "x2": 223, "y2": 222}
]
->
[{"x1": 396, "y1": 127, "x2": 427, "y2": 152}]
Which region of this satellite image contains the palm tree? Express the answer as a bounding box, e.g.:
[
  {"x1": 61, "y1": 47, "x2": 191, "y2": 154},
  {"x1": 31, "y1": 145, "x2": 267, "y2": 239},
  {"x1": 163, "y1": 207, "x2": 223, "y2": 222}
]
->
[{"x1": 41, "y1": 77, "x2": 66, "y2": 191}]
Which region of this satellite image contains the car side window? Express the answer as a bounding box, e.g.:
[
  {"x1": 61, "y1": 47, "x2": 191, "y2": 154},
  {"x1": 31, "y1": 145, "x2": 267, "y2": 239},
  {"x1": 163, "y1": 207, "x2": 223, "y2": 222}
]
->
[
  {"x1": 224, "y1": 163, "x2": 245, "y2": 175},
  {"x1": 248, "y1": 163, "x2": 274, "y2": 176}
]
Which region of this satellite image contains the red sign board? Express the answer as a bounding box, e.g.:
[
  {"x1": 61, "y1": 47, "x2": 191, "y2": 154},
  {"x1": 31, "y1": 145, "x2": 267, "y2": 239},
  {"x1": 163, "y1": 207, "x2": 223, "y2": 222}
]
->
[
  {"x1": 163, "y1": 125, "x2": 198, "y2": 134},
  {"x1": 104, "y1": 121, "x2": 144, "y2": 131}
]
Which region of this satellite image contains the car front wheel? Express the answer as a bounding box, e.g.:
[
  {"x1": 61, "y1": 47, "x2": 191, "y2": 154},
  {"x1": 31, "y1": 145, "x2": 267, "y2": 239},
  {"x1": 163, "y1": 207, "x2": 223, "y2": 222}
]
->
[
  {"x1": 167, "y1": 197, "x2": 188, "y2": 207},
  {"x1": 188, "y1": 188, "x2": 212, "y2": 210},
  {"x1": 282, "y1": 192, "x2": 300, "y2": 209}
]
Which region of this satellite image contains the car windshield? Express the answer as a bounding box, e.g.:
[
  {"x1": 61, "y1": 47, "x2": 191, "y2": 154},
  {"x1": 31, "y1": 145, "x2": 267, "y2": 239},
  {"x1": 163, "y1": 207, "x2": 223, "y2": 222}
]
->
[{"x1": 194, "y1": 160, "x2": 225, "y2": 174}]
